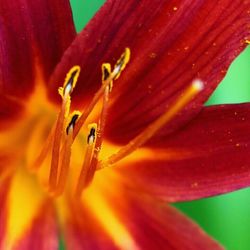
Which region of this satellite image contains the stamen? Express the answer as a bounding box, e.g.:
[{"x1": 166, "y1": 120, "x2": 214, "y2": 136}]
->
[
  {"x1": 73, "y1": 48, "x2": 131, "y2": 140},
  {"x1": 75, "y1": 123, "x2": 97, "y2": 198},
  {"x1": 49, "y1": 66, "x2": 80, "y2": 191},
  {"x1": 101, "y1": 79, "x2": 204, "y2": 167},
  {"x1": 80, "y1": 63, "x2": 112, "y2": 189},
  {"x1": 32, "y1": 67, "x2": 80, "y2": 170},
  {"x1": 49, "y1": 100, "x2": 67, "y2": 190},
  {"x1": 54, "y1": 111, "x2": 81, "y2": 196}
]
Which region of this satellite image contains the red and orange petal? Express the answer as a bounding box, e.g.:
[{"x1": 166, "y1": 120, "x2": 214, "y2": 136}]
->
[
  {"x1": 0, "y1": 167, "x2": 57, "y2": 250},
  {"x1": 49, "y1": 0, "x2": 250, "y2": 144},
  {"x1": 108, "y1": 193, "x2": 223, "y2": 250},
  {"x1": 0, "y1": 96, "x2": 25, "y2": 130},
  {"x1": 0, "y1": 0, "x2": 76, "y2": 126},
  {"x1": 115, "y1": 103, "x2": 250, "y2": 202},
  {"x1": 12, "y1": 203, "x2": 58, "y2": 250},
  {"x1": 63, "y1": 173, "x2": 223, "y2": 250},
  {"x1": 0, "y1": 178, "x2": 10, "y2": 250},
  {"x1": 64, "y1": 204, "x2": 119, "y2": 250}
]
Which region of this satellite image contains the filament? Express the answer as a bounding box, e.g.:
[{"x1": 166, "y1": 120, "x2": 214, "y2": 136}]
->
[
  {"x1": 54, "y1": 112, "x2": 80, "y2": 196},
  {"x1": 80, "y1": 63, "x2": 112, "y2": 189},
  {"x1": 100, "y1": 80, "x2": 204, "y2": 168},
  {"x1": 49, "y1": 66, "x2": 80, "y2": 192},
  {"x1": 75, "y1": 123, "x2": 97, "y2": 198}
]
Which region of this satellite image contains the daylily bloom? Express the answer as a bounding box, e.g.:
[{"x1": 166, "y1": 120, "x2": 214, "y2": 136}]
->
[{"x1": 1, "y1": 0, "x2": 250, "y2": 249}]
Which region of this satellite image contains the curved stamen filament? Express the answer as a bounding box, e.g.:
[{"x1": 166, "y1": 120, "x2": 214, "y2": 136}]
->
[
  {"x1": 53, "y1": 123, "x2": 73, "y2": 196},
  {"x1": 78, "y1": 64, "x2": 112, "y2": 190},
  {"x1": 49, "y1": 97, "x2": 68, "y2": 190},
  {"x1": 54, "y1": 112, "x2": 80, "y2": 196},
  {"x1": 100, "y1": 79, "x2": 204, "y2": 168},
  {"x1": 75, "y1": 123, "x2": 97, "y2": 198},
  {"x1": 49, "y1": 66, "x2": 80, "y2": 191}
]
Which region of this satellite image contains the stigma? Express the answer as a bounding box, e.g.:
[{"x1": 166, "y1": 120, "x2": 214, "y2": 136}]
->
[{"x1": 32, "y1": 47, "x2": 204, "y2": 199}]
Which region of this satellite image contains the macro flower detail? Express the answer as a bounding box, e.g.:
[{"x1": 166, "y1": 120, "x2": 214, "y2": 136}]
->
[{"x1": 1, "y1": 1, "x2": 250, "y2": 250}]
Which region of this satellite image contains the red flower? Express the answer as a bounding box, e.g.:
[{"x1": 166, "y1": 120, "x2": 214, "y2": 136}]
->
[{"x1": 1, "y1": 1, "x2": 250, "y2": 249}]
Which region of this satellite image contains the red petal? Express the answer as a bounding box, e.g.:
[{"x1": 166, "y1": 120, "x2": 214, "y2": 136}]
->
[
  {"x1": 0, "y1": 194, "x2": 57, "y2": 250},
  {"x1": 49, "y1": 0, "x2": 250, "y2": 143},
  {"x1": 0, "y1": 96, "x2": 24, "y2": 130},
  {"x1": 0, "y1": 178, "x2": 11, "y2": 250},
  {"x1": 64, "y1": 170, "x2": 222, "y2": 250},
  {"x1": 64, "y1": 204, "x2": 118, "y2": 250},
  {"x1": 0, "y1": 1, "x2": 75, "y2": 123},
  {"x1": 116, "y1": 103, "x2": 250, "y2": 201},
  {"x1": 113, "y1": 194, "x2": 223, "y2": 250},
  {"x1": 12, "y1": 203, "x2": 58, "y2": 250},
  {"x1": 0, "y1": 167, "x2": 52, "y2": 250},
  {"x1": 84, "y1": 174, "x2": 221, "y2": 250}
]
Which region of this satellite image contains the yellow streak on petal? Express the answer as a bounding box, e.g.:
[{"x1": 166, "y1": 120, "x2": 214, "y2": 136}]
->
[
  {"x1": 5, "y1": 167, "x2": 45, "y2": 248},
  {"x1": 99, "y1": 141, "x2": 192, "y2": 167},
  {"x1": 26, "y1": 117, "x2": 50, "y2": 168},
  {"x1": 84, "y1": 189, "x2": 140, "y2": 250}
]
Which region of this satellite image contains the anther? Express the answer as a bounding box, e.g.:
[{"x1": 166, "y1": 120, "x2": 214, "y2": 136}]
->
[
  {"x1": 66, "y1": 113, "x2": 79, "y2": 135},
  {"x1": 245, "y1": 39, "x2": 250, "y2": 45},
  {"x1": 102, "y1": 63, "x2": 111, "y2": 81},
  {"x1": 59, "y1": 66, "x2": 81, "y2": 98},
  {"x1": 88, "y1": 127, "x2": 96, "y2": 145},
  {"x1": 87, "y1": 124, "x2": 97, "y2": 145},
  {"x1": 113, "y1": 47, "x2": 130, "y2": 79},
  {"x1": 102, "y1": 63, "x2": 113, "y2": 91},
  {"x1": 75, "y1": 123, "x2": 97, "y2": 198},
  {"x1": 100, "y1": 79, "x2": 204, "y2": 168}
]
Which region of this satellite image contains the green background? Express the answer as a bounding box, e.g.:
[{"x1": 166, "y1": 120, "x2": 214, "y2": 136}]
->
[{"x1": 68, "y1": 1, "x2": 250, "y2": 249}]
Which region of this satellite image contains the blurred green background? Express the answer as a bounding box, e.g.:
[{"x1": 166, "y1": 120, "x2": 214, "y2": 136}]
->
[{"x1": 69, "y1": 1, "x2": 250, "y2": 249}]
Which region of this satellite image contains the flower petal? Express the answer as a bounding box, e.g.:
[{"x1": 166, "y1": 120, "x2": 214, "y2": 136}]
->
[
  {"x1": 0, "y1": 1, "x2": 75, "y2": 124},
  {"x1": 1, "y1": 168, "x2": 48, "y2": 249},
  {"x1": 0, "y1": 96, "x2": 24, "y2": 130},
  {"x1": 115, "y1": 103, "x2": 250, "y2": 201},
  {"x1": 12, "y1": 203, "x2": 58, "y2": 250},
  {"x1": 63, "y1": 169, "x2": 223, "y2": 250},
  {"x1": 0, "y1": 177, "x2": 10, "y2": 250},
  {"x1": 63, "y1": 203, "x2": 120, "y2": 250},
  {"x1": 49, "y1": 0, "x2": 250, "y2": 143},
  {"x1": 110, "y1": 193, "x2": 223, "y2": 250}
]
